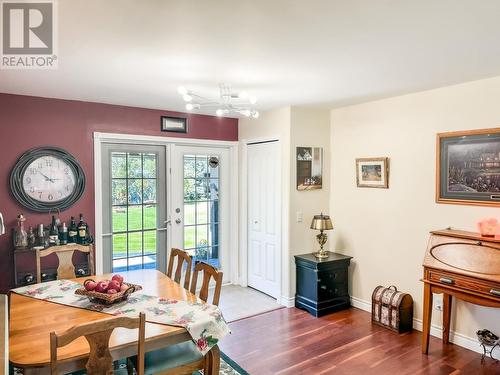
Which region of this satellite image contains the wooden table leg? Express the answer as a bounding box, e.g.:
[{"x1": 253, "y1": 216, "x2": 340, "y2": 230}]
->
[
  {"x1": 422, "y1": 283, "x2": 433, "y2": 354},
  {"x1": 442, "y1": 293, "x2": 452, "y2": 344}
]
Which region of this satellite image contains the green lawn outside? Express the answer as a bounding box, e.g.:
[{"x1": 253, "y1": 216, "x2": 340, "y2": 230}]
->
[{"x1": 111, "y1": 202, "x2": 207, "y2": 258}]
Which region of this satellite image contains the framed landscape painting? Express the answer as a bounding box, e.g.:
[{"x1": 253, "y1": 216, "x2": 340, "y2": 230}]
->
[
  {"x1": 436, "y1": 128, "x2": 500, "y2": 207},
  {"x1": 356, "y1": 157, "x2": 389, "y2": 188}
]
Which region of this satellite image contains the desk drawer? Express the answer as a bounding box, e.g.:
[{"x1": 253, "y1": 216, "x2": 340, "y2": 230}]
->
[{"x1": 428, "y1": 270, "x2": 500, "y2": 298}]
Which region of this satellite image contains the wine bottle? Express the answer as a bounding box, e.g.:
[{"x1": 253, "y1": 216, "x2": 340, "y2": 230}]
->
[
  {"x1": 68, "y1": 216, "x2": 78, "y2": 244},
  {"x1": 49, "y1": 215, "x2": 59, "y2": 246},
  {"x1": 77, "y1": 214, "x2": 88, "y2": 245},
  {"x1": 59, "y1": 222, "x2": 68, "y2": 245}
]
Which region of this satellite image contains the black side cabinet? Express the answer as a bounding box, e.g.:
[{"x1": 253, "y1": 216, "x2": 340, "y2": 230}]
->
[{"x1": 295, "y1": 252, "x2": 353, "y2": 317}]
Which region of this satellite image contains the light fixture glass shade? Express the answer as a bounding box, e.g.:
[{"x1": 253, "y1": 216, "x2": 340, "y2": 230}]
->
[{"x1": 310, "y1": 214, "x2": 333, "y2": 230}]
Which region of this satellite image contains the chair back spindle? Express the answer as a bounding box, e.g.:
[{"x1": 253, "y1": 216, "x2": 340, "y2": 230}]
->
[
  {"x1": 190, "y1": 262, "x2": 223, "y2": 306},
  {"x1": 166, "y1": 248, "x2": 192, "y2": 289}
]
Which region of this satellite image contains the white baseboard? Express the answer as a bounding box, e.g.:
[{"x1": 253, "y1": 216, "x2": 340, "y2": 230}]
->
[
  {"x1": 349, "y1": 296, "x2": 495, "y2": 358},
  {"x1": 280, "y1": 296, "x2": 295, "y2": 308}
]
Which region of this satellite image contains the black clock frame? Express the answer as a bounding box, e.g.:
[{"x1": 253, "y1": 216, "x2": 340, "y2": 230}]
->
[{"x1": 10, "y1": 147, "x2": 86, "y2": 212}]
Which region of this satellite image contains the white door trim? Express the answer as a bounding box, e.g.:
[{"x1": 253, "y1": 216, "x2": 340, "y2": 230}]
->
[
  {"x1": 239, "y1": 136, "x2": 288, "y2": 306},
  {"x1": 93, "y1": 132, "x2": 239, "y2": 279}
]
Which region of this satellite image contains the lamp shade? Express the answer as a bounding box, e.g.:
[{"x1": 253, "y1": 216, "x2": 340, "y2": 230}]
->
[{"x1": 310, "y1": 214, "x2": 333, "y2": 230}]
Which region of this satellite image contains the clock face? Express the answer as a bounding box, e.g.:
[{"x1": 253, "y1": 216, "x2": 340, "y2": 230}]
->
[{"x1": 22, "y1": 155, "x2": 76, "y2": 203}]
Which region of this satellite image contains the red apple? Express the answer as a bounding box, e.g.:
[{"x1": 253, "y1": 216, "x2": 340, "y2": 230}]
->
[
  {"x1": 107, "y1": 289, "x2": 118, "y2": 294},
  {"x1": 112, "y1": 274, "x2": 124, "y2": 285},
  {"x1": 95, "y1": 280, "x2": 109, "y2": 293},
  {"x1": 108, "y1": 280, "x2": 121, "y2": 291},
  {"x1": 84, "y1": 280, "x2": 97, "y2": 291},
  {"x1": 120, "y1": 283, "x2": 129, "y2": 292}
]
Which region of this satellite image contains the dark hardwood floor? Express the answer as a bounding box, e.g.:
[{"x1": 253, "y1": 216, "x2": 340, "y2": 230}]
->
[{"x1": 219, "y1": 307, "x2": 499, "y2": 375}]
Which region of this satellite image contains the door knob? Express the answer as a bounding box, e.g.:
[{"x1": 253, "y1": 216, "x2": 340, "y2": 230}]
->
[{"x1": 175, "y1": 218, "x2": 182, "y2": 224}]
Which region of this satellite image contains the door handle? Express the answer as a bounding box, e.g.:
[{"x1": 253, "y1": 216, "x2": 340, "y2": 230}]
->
[
  {"x1": 157, "y1": 227, "x2": 168, "y2": 232},
  {"x1": 175, "y1": 218, "x2": 182, "y2": 224}
]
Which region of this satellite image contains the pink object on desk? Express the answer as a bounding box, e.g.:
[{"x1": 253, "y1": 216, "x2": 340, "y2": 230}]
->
[{"x1": 477, "y1": 218, "x2": 500, "y2": 237}]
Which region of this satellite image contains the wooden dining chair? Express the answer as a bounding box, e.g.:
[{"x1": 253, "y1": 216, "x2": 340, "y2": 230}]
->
[
  {"x1": 50, "y1": 313, "x2": 145, "y2": 375},
  {"x1": 0, "y1": 294, "x2": 7, "y2": 375},
  {"x1": 190, "y1": 261, "x2": 224, "y2": 306},
  {"x1": 36, "y1": 244, "x2": 94, "y2": 283},
  {"x1": 166, "y1": 248, "x2": 192, "y2": 289}
]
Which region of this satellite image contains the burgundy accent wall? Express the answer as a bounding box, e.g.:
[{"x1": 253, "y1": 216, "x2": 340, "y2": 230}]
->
[{"x1": 0, "y1": 93, "x2": 238, "y2": 292}]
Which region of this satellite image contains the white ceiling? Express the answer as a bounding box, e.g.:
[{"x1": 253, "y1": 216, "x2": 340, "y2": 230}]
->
[{"x1": 2, "y1": 0, "x2": 500, "y2": 114}]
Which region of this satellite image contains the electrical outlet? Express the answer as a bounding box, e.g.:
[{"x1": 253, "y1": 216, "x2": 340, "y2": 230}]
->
[{"x1": 434, "y1": 294, "x2": 443, "y2": 311}]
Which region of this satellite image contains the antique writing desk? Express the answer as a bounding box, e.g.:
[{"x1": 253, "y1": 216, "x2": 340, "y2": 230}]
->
[{"x1": 422, "y1": 229, "x2": 500, "y2": 354}]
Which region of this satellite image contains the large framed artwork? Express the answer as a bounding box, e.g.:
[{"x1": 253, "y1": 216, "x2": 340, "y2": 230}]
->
[
  {"x1": 296, "y1": 147, "x2": 323, "y2": 190},
  {"x1": 436, "y1": 128, "x2": 500, "y2": 207},
  {"x1": 355, "y1": 157, "x2": 389, "y2": 188}
]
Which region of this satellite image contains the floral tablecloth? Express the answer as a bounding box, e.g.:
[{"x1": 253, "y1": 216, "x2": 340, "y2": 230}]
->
[{"x1": 12, "y1": 280, "x2": 230, "y2": 355}]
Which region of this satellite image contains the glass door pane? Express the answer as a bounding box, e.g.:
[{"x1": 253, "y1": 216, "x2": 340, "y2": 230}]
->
[
  {"x1": 101, "y1": 144, "x2": 167, "y2": 274},
  {"x1": 183, "y1": 154, "x2": 220, "y2": 267}
]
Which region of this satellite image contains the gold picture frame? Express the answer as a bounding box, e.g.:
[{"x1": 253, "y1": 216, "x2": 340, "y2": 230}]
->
[
  {"x1": 436, "y1": 127, "x2": 500, "y2": 207},
  {"x1": 356, "y1": 157, "x2": 389, "y2": 188}
]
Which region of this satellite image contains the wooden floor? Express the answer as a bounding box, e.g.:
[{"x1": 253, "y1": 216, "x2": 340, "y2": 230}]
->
[{"x1": 219, "y1": 307, "x2": 499, "y2": 375}]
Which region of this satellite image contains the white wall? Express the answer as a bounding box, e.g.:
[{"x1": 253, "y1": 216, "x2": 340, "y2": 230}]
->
[
  {"x1": 239, "y1": 107, "x2": 292, "y2": 304},
  {"x1": 239, "y1": 106, "x2": 331, "y2": 303},
  {"x1": 330, "y1": 76, "x2": 500, "y2": 348},
  {"x1": 289, "y1": 107, "x2": 331, "y2": 297}
]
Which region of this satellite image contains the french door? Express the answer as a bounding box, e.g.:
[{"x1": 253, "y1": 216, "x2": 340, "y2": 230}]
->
[
  {"x1": 101, "y1": 144, "x2": 167, "y2": 273},
  {"x1": 171, "y1": 146, "x2": 230, "y2": 283}
]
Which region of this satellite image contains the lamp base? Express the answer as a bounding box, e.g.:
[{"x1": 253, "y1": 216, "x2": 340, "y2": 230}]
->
[{"x1": 313, "y1": 250, "x2": 330, "y2": 259}]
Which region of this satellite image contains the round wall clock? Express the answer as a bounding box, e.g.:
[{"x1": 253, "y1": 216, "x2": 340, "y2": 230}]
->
[{"x1": 10, "y1": 147, "x2": 86, "y2": 212}]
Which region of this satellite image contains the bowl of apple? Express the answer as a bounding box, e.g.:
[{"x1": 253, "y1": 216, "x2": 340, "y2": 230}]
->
[{"x1": 75, "y1": 274, "x2": 142, "y2": 305}]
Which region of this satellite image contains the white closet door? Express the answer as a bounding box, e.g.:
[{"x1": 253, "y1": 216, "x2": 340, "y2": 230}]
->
[{"x1": 247, "y1": 141, "x2": 281, "y2": 298}]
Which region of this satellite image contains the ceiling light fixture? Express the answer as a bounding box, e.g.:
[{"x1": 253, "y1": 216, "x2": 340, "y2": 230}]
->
[{"x1": 178, "y1": 83, "x2": 259, "y2": 118}]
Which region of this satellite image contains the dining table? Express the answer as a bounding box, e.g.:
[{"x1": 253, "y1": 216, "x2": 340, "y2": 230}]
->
[{"x1": 9, "y1": 269, "x2": 221, "y2": 374}]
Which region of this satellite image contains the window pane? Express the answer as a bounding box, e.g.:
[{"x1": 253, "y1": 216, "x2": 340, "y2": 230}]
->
[
  {"x1": 113, "y1": 259, "x2": 127, "y2": 273},
  {"x1": 128, "y1": 153, "x2": 142, "y2": 178},
  {"x1": 143, "y1": 205, "x2": 156, "y2": 229},
  {"x1": 184, "y1": 226, "x2": 195, "y2": 249},
  {"x1": 196, "y1": 201, "x2": 208, "y2": 224},
  {"x1": 143, "y1": 154, "x2": 157, "y2": 178},
  {"x1": 143, "y1": 254, "x2": 157, "y2": 269},
  {"x1": 209, "y1": 222, "x2": 219, "y2": 247},
  {"x1": 184, "y1": 156, "x2": 196, "y2": 178},
  {"x1": 184, "y1": 202, "x2": 195, "y2": 226},
  {"x1": 208, "y1": 200, "x2": 219, "y2": 223},
  {"x1": 112, "y1": 180, "x2": 127, "y2": 205},
  {"x1": 128, "y1": 179, "x2": 142, "y2": 204},
  {"x1": 143, "y1": 179, "x2": 157, "y2": 203},
  {"x1": 195, "y1": 156, "x2": 208, "y2": 178},
  {"x1": 112, "y1": 153, "x2": 127, "y2": 178},
  {"x1": 112, "y1": 234, "x2": 127, "y2": 259},
  {"x1": 128, "y1": 205, "x2": 142, "y2": 231},
  {"x1": 127, "y1": 256, "x2": 143, "y2": 270},
  {"x1": 184, "y1": 179, "x2": 196, "y2": 202},
  {"x1": 112, "y1": 206, "x2": 127, "y2": 232},
  {"x1": 208, "y1": 179, "x2": 219, "y2": 200},
  {"x1": 143, "y1": 230, "x2": 156, "y2": 255},
  {"x1": 195, "y1": 179, "x2": 209, "y2": 201},
  {"x1": 195, "y1": 243, "x2": 208, "y2": 261},
  {"x1": 196, "y1": 224, "x2": 208, "y2": 247},
  {"x1": 128, "y1": 232, "x2": 142, "y2": 258}
]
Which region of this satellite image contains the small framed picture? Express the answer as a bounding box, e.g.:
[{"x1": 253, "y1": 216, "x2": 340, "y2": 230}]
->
[
  {"x1": 356, "y1": 157, "x2": 389, "y2": 188},
  {"x1": 161, "y1": 116, "x2": 187, "y2": 133},
  {"x1": 436, "y1": 128, "x2": 500, "y2": 207},
  {"x1": 296, "y1": 147, "x2": 323, "y2": 190}
]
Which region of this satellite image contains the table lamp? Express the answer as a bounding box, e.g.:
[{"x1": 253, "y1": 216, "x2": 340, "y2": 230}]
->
[{"x1": 310, "y1": 213, "x2": 333, "y2": 259}]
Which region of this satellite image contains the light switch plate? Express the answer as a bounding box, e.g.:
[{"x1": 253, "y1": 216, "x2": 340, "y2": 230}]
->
[{"x1": 296, "y1": 211, "x2": 303, "y2": 223}]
